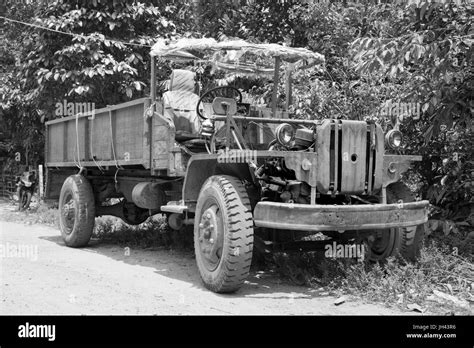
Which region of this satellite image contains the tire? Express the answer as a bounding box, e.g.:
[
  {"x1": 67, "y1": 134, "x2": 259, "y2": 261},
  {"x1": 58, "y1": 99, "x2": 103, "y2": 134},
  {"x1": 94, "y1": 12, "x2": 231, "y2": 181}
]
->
[
  {"x1": 18, "y1": 189, "x2": 32, "y2": 211},
  {"x1": 59, "y1": 175, "x2": 95, "y2": 248},
  {"x1": 194, "y1": 175, "x2": 254, "y2": 293},
  {"x1": 369, "y1": 182, "x2": 424, "y2": 262}
]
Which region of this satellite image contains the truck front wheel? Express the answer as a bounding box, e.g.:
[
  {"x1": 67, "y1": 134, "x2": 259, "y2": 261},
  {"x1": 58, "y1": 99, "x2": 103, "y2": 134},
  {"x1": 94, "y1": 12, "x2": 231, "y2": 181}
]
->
[
  {"x1": 194, "y1": 175, "x2": 254, "y2": 293},
  {"x1": 369, "y1": 182, "x2": 424, "y2": 262},
  {"x1": 59, "y1": 174, "x2": 95, "y2": 247}
]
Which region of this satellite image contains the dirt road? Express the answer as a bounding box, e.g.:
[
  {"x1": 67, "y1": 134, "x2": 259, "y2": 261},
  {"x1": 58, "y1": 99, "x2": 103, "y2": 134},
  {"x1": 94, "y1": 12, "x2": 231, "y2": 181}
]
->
[{"x1": 0, "y1": 208, "x2": 408, "y2": 315}]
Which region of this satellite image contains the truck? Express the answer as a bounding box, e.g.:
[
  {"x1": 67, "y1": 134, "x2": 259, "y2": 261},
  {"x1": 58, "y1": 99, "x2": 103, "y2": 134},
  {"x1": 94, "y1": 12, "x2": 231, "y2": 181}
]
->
[{"x1": 45, "y1": 38, "x2": 429, "y2": 293}]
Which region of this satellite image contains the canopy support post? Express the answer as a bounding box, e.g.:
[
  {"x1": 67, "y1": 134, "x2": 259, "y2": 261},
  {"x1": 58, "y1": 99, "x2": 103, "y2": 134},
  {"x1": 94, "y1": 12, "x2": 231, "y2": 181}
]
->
[
  {"x1": 271, "y1": 56, "x2": 281, "y2": 118},
  {"x1": 285, "y1": 63, "x2": 294, "y2": 112},
  {"x1": 150, "y1": 56, "x2": 156, "y2": 103}
]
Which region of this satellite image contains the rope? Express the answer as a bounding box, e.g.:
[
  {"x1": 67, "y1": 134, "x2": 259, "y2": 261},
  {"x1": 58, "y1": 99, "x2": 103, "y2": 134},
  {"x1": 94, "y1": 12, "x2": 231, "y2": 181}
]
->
[
  {"x1": 75, "y1": 112, "x2": 84, "y2": 174},
  {"x1": 0, "y1": 16, "x2": 152, "y2": 48},
  {"x1": 89, "y1": 110, "x2": 105, "y2": 172},
  {"x1": 108, "y1": 110, "x2": 122, "y2": 170},
  {"x1": 108, "y1": 109, "x2": 123, "y2": 191}
]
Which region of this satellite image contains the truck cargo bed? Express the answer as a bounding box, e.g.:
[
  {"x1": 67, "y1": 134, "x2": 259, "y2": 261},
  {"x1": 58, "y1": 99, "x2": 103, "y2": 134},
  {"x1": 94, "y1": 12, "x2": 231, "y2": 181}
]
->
[{"x1": 45, "y1": 98, "x2": 151, "y2": 169}]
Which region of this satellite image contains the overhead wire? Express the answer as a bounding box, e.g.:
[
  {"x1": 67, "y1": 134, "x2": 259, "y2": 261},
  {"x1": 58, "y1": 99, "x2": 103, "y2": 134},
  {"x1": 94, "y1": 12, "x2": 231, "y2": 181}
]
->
[{"x1": 0, "y1": 15, "x2": 152, "y2": 48}]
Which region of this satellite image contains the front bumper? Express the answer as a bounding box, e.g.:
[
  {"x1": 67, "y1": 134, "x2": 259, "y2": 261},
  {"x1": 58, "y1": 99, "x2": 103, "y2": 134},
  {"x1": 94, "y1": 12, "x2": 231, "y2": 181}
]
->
[{"x1": 253, "y1": 200, "x2": 429, "y2": 231}]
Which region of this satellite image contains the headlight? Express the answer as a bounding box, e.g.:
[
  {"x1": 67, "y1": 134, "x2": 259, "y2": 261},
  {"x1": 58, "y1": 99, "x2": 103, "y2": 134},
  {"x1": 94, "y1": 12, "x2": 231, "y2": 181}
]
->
[
  {"x1": 275, "y1": 123, "x2": 295, "y2": 146},
  {"x1": 385, "y1": 129, "x2": 403, "y2": 149}
]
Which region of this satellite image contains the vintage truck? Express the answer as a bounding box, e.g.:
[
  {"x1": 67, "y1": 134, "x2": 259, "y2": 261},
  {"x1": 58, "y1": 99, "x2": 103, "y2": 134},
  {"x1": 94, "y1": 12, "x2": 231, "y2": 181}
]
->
[{"x1": 45, "y1": 38, "x2": 429, "y2": 293}]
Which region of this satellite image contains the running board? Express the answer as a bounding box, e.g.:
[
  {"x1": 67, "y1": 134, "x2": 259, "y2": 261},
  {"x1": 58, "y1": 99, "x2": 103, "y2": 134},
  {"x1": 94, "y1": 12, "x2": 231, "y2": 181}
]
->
[{"x1": 161, "y1": 201, "x2": 188, "y2": 214}]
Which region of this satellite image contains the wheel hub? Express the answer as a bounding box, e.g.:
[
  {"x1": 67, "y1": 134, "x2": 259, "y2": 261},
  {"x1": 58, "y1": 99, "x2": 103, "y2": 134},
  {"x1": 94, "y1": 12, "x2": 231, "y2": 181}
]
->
[
  {"x1": 198, "y1": 205, "x2": 223, "y2": 271},
  {"x1": 62, "y1": 194, "x2": 76, "y2": 233}
]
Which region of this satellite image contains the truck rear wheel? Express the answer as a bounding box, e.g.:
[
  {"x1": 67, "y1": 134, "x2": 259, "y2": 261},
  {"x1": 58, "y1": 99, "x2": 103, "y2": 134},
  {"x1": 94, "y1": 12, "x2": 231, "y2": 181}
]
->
[
  {"x1": 59, "y1": 174, "x2": 95, "y2": 248},
  {"x1": 194, "y1": 175, "x2": 254, "y2": 293},
  {"x1": 369, "y1": 182, "x2": 424, "y2": 262}
]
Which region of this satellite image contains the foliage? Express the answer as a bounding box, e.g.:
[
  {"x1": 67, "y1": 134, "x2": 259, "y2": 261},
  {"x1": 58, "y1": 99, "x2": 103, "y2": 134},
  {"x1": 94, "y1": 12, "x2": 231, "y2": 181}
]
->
[
  {"x1": 349, "y1": 0, "x2": 473, "y2": 226},
  {"x1": 93, "y1": 215, "x2": 193, "y2": 250},
  {"x1": 17, "y1": 0, "x2": 188, "y2": 110},
  {"x1": 216, "y1": 0, "x2": 304, "y2": 45}
]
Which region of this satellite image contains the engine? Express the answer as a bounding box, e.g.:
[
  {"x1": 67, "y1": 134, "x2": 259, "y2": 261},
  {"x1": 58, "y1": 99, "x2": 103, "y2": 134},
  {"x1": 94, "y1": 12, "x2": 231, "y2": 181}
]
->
[{"x1": 256, "y1": 119, "x2": 391, "y2": 204}]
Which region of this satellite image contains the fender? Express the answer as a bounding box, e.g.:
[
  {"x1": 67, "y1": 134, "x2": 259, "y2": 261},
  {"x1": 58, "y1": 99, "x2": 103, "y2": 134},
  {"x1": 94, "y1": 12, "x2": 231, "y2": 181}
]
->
[{"x1": 182, "y1": 154, "x2": 253, "y2": 207}]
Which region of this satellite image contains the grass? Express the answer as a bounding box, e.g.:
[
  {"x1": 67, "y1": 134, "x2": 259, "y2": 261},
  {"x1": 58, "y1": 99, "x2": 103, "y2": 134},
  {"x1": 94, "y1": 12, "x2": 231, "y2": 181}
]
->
[
  {"x1": 92, "y1": 215, "x2": 193, "y2": 250},
  {"x1": 0, "y1": 197, "x2": 59, "y2": 227},
  {"x1": 1, "y1": 196, "x2": 472, "y2": 314},
  {"x1": 270, "y1": 240, "x2": 473, "y2": 315}
]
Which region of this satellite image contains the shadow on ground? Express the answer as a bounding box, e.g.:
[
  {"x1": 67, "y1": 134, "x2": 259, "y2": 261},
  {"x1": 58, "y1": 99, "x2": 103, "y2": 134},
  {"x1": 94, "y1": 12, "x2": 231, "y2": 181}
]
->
[{"x1": 39, "y1": 234, "x2": 327, "y2": 300}]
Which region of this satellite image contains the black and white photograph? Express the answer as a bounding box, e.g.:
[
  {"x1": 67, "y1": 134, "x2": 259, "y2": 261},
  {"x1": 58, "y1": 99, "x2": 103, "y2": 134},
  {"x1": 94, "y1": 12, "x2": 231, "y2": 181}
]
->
[{"x1": 0, "y1": 0, "x2": 472, "y2": 346}]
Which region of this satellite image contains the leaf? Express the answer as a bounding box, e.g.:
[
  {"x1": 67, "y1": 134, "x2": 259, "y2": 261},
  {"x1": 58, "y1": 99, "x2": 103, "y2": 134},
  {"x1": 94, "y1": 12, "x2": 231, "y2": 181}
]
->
[
  {"x1": 440, "y1": 175, "x2": 448, "y2": 186},
  {"x1": 405, "y1": 50, "x2": 411, "y2": 62},
  {"x1": 389, "y1": 65, "x2": 398, "y2": 78},
  {"x1": 420, "y1": 2, "x2": 428, "y2": 19},
  {"x1": 407, "y1": 303, "x2": 425, "y2": 313},
  {"x1": 442, "y1": 221, "x2": 450, "y2": 235},
  {"x1": 334, "y1": 296, "x2": 346, "y2": 306},
  {"x1": 432, "y1": 290, "x2": 469, "y2": 308},
  {"x1": 133, "y1": 81, "x2": 142, "y2": 91},
  {"x1": 427, "y1": 219, "x2": 440, "y2": 232},
  {"x1": 74, "y1": 86, "x2": 84, "y2": 95}
]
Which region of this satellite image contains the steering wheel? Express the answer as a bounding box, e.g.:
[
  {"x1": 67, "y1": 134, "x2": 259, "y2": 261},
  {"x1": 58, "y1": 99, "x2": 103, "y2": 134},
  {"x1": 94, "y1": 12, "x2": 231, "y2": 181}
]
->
[{"x1": 196, "y1": 86, "x2": 242, "y2": 120}]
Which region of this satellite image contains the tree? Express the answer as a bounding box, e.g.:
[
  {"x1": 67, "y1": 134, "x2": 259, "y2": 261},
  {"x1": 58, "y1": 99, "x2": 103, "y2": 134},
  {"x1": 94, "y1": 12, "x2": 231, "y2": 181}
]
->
[
  {"x1": 350, "y1": 0, "x2": 473, "y2": 226},
  {"x1": 1, "y1": 0, "x2": 195, "y2": 167}
]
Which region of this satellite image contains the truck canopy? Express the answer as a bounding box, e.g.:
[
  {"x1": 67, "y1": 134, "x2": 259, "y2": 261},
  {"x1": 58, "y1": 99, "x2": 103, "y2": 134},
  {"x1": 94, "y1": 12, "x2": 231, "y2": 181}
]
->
[{"x1": 150, "y1": 37, "x2": 325, "y2": 76}]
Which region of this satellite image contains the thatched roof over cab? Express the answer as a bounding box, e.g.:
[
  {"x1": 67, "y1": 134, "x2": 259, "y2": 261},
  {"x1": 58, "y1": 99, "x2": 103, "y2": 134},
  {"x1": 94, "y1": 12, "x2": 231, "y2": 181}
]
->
[{"x1": 150, "y1": 37, "x2": 325, "y2": 66}]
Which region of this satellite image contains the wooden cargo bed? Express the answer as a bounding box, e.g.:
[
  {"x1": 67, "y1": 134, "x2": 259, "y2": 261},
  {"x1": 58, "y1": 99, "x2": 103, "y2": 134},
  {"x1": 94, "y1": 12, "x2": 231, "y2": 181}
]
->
[{"x1": 45, "y1": 98, "x2": 152, "y2": 169}]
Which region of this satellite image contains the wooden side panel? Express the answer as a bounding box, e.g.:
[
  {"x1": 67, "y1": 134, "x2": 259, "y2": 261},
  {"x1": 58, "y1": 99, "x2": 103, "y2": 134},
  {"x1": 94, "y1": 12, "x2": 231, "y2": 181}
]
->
[
  {"x1": 152, "y1": 109, "x2": 173, "y2": 170},
  {"x1": 47, "y1": 123, "x2": 64, "y2": 163},
  {"x1": 65, "y1": 118, "x2": 87, "y2": 162},
  {"x1": 114, "y1": 103, "x2": 144, "y2": 162},
  {"x1": 90, "y1": 109, "x2": 113, "y2": 161}
]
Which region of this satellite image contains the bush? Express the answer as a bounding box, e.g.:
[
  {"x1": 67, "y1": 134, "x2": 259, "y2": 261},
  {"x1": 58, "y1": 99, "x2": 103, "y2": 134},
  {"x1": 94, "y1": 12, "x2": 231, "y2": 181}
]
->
[{"x1": 93, "y1": 215, "x2": 193, "y2": 250}]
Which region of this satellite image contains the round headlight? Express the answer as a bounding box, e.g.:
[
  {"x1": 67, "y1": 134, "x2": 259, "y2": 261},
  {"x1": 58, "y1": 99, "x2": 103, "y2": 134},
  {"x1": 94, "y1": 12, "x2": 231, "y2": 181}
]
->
[
  {"x1": 385, "y1": 129, "x2": 403, "y2": 149},
  {"x1": 275, "y1": 123, "x2": 295, "y2": 146}
]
